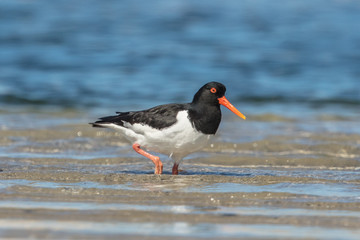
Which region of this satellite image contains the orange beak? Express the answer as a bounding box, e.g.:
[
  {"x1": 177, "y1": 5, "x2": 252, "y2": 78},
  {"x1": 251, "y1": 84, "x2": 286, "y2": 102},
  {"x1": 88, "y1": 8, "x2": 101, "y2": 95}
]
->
[{"x1": 218, "y1": 96, "x2": 246, "y2": 120}]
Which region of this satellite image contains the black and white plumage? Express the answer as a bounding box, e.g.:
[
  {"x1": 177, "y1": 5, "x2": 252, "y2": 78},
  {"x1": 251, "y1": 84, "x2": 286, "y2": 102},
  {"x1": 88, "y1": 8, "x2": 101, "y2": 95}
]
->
[{"x1": 91, "y1": 82, "x2": 246, "y2": 175}]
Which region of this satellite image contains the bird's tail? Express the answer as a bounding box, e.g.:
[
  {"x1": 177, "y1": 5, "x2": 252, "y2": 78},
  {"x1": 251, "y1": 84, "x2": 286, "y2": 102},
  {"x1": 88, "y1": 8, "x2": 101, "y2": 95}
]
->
[
  {"x1": 89, "y1": 122, "x2": 107, "y2": 128},
  {"x1": 90, "y1": 113, "x2": 127, "y2": 128}
]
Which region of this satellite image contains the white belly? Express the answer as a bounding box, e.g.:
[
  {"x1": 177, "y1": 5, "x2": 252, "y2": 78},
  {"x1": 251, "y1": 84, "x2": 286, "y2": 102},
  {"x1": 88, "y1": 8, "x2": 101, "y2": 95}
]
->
[{"x1": 103, "y1": 110, "x2": 212, "y2": 160}]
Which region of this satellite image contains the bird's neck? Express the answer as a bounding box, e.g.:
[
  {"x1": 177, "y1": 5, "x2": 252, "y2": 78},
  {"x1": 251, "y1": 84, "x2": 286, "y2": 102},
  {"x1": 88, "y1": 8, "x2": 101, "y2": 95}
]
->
[{"x1": 188, "y1": 103, "x2": 222, "y2": 135}]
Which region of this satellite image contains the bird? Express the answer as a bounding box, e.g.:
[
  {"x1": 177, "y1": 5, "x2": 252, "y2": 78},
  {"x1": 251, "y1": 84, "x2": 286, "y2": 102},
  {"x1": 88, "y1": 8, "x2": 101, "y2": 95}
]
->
[{"x1": 90, "y1": 82, "x2": 246, "y2": 175}]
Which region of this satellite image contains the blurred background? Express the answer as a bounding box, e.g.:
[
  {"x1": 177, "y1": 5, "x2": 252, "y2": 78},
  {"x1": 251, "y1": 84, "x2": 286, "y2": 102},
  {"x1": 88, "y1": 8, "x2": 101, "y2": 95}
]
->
[
  {"x1": 1, "y1": 1, "x2": 360, "y2": 238},
  {"x1": 1, "y1": 0, "x2": 359, "y2": 118}
]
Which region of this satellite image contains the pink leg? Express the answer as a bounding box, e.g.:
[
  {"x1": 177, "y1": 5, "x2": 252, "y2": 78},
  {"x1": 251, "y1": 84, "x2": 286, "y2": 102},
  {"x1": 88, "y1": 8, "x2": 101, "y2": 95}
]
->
[
  {"x1": 172, "y1": 163, "x2": 179, "y2": 175},
  {"x1": 132, "y1": 143, "x2": 163, "y2": 174}
]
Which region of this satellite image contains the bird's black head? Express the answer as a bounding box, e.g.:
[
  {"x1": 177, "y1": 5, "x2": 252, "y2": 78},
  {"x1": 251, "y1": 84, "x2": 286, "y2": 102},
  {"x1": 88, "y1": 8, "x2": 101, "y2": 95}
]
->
[
  {"x1": 192, "y1": 82, "x2": 226, "y2": 105},
  {"x1": 191, "y1": 82, "x2": 246, "y2": 120}
]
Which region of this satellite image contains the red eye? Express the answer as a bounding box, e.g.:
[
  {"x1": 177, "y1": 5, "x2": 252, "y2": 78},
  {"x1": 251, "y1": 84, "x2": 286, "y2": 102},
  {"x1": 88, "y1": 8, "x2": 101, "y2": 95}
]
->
[{"x1": 210, "y1": 88, "x2": 217, "y2": 93}]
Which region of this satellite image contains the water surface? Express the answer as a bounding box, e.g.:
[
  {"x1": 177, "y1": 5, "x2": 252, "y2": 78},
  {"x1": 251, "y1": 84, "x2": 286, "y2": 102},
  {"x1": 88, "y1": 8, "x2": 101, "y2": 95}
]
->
[{"x1": 1, "y1": 0, "x2": 360, "y2": 239}]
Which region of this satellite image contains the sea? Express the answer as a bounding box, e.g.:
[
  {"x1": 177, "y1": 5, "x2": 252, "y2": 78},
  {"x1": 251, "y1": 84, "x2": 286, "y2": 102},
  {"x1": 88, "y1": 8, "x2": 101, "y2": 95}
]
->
[{"x1": 0, "y1": 0, "x2": 359, "y2": 239}]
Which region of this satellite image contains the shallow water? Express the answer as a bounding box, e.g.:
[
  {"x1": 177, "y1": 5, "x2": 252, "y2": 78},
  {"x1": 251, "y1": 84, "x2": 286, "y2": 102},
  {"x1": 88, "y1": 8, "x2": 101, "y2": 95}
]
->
[
  {"x1": 0, "y1": 111, "x2": 359, "y2": 239},
  {"x1": 1, "y1": 0, "x2": 360, "y2": 239},
  {"x1": 1, "y1": 219, "x2": 359, "y2": 240}
]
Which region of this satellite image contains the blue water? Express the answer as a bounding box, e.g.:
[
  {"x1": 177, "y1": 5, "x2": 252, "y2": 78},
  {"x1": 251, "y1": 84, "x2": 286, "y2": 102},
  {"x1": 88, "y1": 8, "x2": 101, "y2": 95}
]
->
[
  {"x1": 1, "y1": 3, "x2": 360, "y2": 239},
  {"x1": 0, "y1": 0, "x2": 359, "y2": 117}
]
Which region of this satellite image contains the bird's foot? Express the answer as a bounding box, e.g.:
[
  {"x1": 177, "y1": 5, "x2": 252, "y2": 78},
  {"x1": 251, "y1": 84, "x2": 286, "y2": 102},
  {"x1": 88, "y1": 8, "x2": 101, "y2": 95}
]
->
[
  {"x1": 172, "y1": 163, "x2": 179, "y2": 175},
  {"x1": 154, "y1": 157, "x2": 163, "y2": 174},
  {"x1": 132, "y1": 143, "x2": 163, "y2": 175}
]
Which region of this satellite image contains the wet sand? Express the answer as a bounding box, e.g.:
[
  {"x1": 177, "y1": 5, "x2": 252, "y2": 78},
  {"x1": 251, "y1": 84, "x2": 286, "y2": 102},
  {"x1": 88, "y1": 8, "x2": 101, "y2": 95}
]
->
[
  {"x1": 0, "y1": 113, "x2": 360, "y2": 239},
  {"x1": 2, "y1": 0, "x2": 360, "y2": 238}
]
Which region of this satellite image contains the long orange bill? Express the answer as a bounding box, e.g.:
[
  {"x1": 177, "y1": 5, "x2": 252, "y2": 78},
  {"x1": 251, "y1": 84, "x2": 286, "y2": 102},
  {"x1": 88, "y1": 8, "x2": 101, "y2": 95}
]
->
[{"x1": 218, "y1": 96, "x2": 246, "y2": 120}]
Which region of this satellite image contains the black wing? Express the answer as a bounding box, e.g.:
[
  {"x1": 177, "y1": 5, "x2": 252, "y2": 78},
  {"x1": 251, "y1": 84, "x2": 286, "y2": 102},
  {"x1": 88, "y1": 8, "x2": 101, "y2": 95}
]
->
[{"x1": 91, "y1": 103, "x2": 190, "y2": 130}]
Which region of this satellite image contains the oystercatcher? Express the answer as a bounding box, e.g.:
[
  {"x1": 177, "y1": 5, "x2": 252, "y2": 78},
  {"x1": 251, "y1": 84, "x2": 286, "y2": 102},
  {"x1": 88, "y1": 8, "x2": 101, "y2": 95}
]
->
[{"x1": 91, "y1": 82, "x2": 246, "y2": 175}]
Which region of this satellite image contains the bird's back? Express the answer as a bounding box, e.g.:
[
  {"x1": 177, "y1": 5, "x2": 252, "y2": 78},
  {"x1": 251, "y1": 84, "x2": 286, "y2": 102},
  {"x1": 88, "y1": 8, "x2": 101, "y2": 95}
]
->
[{"x1": 91, "y1": 103, "x2": 190, "y2": 130}]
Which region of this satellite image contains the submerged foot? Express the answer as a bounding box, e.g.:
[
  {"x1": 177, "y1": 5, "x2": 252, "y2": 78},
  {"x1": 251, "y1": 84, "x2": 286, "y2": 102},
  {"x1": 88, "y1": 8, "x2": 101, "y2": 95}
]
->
[
  {"x1": 172, "y1": 163, "x2": 179, "y2": 175},
  {"x1": 155, "y1": 158, "x2": 163, "y2": 174}
]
